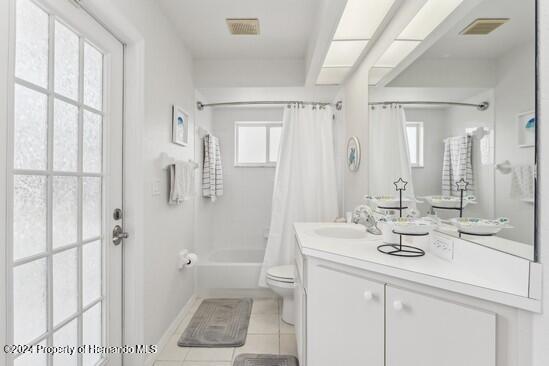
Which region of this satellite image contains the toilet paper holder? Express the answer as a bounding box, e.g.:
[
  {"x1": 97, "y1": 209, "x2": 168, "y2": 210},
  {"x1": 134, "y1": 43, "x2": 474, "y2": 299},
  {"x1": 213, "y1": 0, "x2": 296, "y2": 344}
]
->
[{"x1": 178, "y1": 250, "x2": 198, "y2": 269}]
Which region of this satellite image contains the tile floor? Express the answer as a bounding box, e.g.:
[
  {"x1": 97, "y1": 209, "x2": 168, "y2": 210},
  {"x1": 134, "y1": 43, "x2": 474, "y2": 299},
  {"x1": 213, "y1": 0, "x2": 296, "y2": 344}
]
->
[{"x1": 154, "y1": 297, "x2": 297, "y2": 366}]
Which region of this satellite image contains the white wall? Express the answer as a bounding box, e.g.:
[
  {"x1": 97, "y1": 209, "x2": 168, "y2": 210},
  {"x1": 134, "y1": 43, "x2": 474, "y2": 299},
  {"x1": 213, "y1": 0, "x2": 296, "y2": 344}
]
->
[
  {"x1": 388, "y1": 58, "x2": 496, "y2": 88},
  {"x1": 205, "y1": 107, "x2": 281, "y2": 252},
  {"x1": 445, "y1": 90, "x2": 496, "y2": 219},
  {"x1": 333, "y1": 89, "x2": 347, "y2": 215},
  {"x1": 493, "y1": 41, "x2": 536, "y2": 244},
  {"x1": 404, "y1": 108, "x2": 447, "y2": 201},
  {"x1": 197, "y1": 86, "x2": 339, "y2": 104},
  {"x1": 343, "y1": 59, "x2": 370, "y2": 212},
  {"x1": 109, "y1": 0, "x2": 197, "y2": 346},
  {"x1": 194, "y1": 59, "x2": 305, "y2": 88},
  {"x1": 194, "y1": 91, "x2": 214, "y2": 254}
]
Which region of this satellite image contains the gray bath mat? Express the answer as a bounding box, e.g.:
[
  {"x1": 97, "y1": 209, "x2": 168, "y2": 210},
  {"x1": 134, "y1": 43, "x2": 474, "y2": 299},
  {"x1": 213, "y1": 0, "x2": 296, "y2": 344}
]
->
[
  {"x1": 234, "y1": 354, "x2": 299, "y2": 366},
  {"x1": 178, "y1": 298, "x2": 253, "y2": 347}
]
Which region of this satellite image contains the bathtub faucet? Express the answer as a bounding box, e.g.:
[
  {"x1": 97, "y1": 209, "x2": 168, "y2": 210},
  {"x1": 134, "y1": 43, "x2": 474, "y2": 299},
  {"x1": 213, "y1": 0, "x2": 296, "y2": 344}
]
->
[{"x1": 352, "y1": 205, "x2": 382, "y2": 235}]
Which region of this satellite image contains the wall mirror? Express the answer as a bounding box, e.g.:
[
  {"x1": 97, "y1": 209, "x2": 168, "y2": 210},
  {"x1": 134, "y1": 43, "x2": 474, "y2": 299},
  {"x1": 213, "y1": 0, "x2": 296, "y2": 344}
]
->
[{"x1": 368, "y1": 0, "x2": 536, "y2": 260}]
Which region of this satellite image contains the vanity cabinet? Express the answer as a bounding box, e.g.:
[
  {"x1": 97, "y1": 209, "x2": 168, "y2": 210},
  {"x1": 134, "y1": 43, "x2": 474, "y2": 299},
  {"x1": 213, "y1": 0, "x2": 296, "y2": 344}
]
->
[
  {"x1": 386, "y1": 286, "x2": 496, "y2": 366},
  {"x1": 301, "y1": 261, "x2": 496, "y2": 366},
  {"x1": 306, "y1": 264, "x2": 385, "y2": 366},
  {"x1": 294, "y1": 264, "x2": 307, "y2": 365}
]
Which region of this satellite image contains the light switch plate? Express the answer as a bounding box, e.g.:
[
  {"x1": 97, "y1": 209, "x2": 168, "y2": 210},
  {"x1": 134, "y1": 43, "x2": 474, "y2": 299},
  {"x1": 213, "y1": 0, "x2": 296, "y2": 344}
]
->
[
  {"x1": 152, "y1": 179, "x2": 161, "y2": 196},
  {"x1": 430, "y1": 235, "x2": 454, "y2": 262}
]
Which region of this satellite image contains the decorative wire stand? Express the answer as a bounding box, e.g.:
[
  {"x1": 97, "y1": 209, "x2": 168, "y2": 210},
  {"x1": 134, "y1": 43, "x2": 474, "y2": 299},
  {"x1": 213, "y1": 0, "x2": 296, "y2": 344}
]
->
[
  {"x1": 377, "y1": 178, "x2": 426, "y2": 257},
  {"x1": 430, "y1": 178, "x2": 494, "y2": 238},
  {"x1": 430, "y1": 178, "x2": 468, "y2": 218}
]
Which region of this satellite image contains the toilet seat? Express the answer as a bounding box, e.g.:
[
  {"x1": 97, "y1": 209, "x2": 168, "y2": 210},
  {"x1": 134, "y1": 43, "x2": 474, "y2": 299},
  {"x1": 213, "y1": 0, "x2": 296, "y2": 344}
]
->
[{"x1": 266, "y1": 265, "x2": 295, "y2": 283}]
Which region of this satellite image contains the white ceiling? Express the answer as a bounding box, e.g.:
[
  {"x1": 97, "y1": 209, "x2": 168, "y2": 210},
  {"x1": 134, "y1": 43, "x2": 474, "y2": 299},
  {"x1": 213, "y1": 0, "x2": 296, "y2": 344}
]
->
[
  {"x1": 157, "y1": 0, "x2": 319, "y2": 60},
  {"x1": 422, "y1": 0, "x2": 535, "y2": 59}
]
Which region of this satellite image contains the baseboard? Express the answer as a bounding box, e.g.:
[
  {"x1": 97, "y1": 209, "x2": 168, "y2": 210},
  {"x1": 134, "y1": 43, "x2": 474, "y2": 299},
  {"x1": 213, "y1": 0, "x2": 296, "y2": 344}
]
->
[{"x1": 144, "y1": 294, "x2": 197, "y2": 366}]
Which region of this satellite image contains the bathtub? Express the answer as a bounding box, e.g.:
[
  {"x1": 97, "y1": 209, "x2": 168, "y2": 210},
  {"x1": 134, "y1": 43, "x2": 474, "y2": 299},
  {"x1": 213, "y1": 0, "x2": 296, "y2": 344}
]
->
[{"x1": 196, "y1": 248, "x2": 265, "y2": 289}]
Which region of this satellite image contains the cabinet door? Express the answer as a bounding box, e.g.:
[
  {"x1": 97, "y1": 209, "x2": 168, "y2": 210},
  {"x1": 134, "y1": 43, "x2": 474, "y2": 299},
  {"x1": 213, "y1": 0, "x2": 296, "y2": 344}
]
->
[
  {"x1": 307, "y1": 264, "x2": 385, "y2": 366},
  {"x1": 386, "y1": 286, "x2": 496, "y2": 366}
]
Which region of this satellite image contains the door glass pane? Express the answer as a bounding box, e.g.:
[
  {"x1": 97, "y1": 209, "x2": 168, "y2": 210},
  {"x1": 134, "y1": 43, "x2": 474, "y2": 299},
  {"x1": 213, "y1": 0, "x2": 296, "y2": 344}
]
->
[
  {"x1": 83, "y1": 111, "x2": 102, "y2": 173},
  {"x1": 53, "y1": 176, "x2": 78, "y2": 248},
  {"x1": 15, "y1": 0, "x2": 49, "y2": 88},
  {"x1": 14, "y1": 85, "x2": 48, "y2": 170},
  {"x1": 14, "y1": 340, "x2": 47, "y2": 366},
  {"x1": 12, "y1": 0, "x2": 110, "y2": 358},
  {"x1": 54, "y1": 21, "x2": 79, "y2": 100},
  {"x1": 13, "y1": 259, "x2": 47, "y2": 344},
  {"x1": 83, "y1": 303, "x2": 102, "y2": 366},
  {"x1": 53, "y1": 99, "x2": 78, "y2": 172},
  {"x1": 53, "y1": 248, "x2": 78, "y2": 325},
  {"x1": 53, "y1": 319, "x2": 77, "y2": 366},
  {"x1": 269, "y1": 126, "x2": 282, "y2": 162},
  {"x1": 83, "y1": 43, "x2": 103, "y2": 111},
  {"x1": 83, "y1": 177, "x2": 101, "y2": 239},
  {"x1": 83, "y1": 240, "x2": 101, "y2": 306},
  {"x1": 238, "y1": 126, "x2": 266, "y2": 163},
  {"x1": 13, "y1": 175, "x2": 47, "y2": 260}
]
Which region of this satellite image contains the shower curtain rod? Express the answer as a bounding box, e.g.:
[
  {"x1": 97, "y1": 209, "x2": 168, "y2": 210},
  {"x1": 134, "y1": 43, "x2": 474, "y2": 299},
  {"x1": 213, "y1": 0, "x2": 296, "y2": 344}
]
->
[
  {"x1": 196, "y1": 100, "x2": 343, "y2": 111},
  {"x1": 369, "y1": 100, "x2": 490, "y2": 111}
]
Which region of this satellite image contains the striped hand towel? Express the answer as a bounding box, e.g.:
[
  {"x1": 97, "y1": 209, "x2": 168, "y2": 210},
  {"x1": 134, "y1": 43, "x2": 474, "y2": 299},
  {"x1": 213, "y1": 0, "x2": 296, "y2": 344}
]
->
[
  {"x1": 202, "y1": 134, "x2": 223, "y2": 201},
  {"x1": 442, "y1": 135, "x2": 474, "y2": 196}
]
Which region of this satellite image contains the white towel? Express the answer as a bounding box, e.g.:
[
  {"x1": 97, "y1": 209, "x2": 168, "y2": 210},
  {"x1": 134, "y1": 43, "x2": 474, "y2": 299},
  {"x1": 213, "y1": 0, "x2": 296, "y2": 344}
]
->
[
  {"x1": 442, "y1": 135, "x2": 474, "y2": 196},
  {"x1": 510, "y1": 164, "x2": 534, "y2": 200},
  {"x1": 169, "y1": 161, "x2": 198, "y2": 204},
  {"x1": 202, "y1": 135, "x2": 223, "y2": 201}
]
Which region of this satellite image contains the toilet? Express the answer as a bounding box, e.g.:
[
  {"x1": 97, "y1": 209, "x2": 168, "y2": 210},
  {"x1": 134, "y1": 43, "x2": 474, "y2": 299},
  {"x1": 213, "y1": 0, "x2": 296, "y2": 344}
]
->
[{"x1": 266, "y1": 265, "x2": 296, "y2": 325}]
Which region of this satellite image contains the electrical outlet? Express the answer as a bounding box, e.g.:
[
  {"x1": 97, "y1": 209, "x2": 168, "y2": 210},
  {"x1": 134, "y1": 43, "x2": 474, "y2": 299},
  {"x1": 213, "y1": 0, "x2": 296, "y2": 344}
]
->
[
  {"x1": 152, "y1": 179, "x2": 161, "y2": 196},
  {"x1": 430, "y1": 235, "x2": 454, "y2": 262}
]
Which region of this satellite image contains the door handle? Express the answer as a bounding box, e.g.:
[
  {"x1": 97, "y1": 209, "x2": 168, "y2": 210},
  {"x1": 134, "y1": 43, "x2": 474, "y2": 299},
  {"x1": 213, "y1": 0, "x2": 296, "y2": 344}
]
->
[{"x1": 112, "y1": 225, "x2": 129, "y2": 245}]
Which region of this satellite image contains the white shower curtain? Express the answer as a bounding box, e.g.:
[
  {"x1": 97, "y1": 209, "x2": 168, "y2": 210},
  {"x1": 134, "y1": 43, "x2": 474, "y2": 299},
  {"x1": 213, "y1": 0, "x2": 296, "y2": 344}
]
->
[
  {"x1": 259, "y1": 105, "x2": 339, "y2": 286},
  {"x1": 369, "y1": 104, "x2": 415, "y2": 198}
]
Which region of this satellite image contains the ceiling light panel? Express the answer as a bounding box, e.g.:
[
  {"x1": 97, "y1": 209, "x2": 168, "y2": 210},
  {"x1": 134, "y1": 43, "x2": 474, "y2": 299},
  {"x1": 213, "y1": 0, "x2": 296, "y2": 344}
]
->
[
  {"x1": 374, "y1": 40, "x2": 420, "y2": 68},
  {"x1": 369, "y1": 67, "x2": 393, "y2": 85},
  {"x1": 334, "y1": 0, "x2": 396, "y2": 40},
  {"x1": 316, "y1": 67, "x2": 351, "y2": 85},
  {"x1": 323, "y1": 40, "x2": 369, "y2": 67},
  {"x1": 398, "y1": 0, "x2": 463, "y2": 40}
]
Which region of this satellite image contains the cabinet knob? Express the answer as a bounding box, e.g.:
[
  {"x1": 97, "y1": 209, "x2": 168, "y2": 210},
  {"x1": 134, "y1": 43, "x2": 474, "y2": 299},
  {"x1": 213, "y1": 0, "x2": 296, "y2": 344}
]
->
[
  {"x1": 393, "y1": 300, "x2": 404, "y2": 311},
  {"x1": 363, "y1": 291, "x2": 374, "y2": 301}
]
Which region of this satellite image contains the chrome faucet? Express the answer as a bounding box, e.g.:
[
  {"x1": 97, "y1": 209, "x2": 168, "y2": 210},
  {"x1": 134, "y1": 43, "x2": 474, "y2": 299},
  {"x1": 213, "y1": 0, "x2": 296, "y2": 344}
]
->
[{"x1": 352, "y1": 205, "x2": 382, "y2": 235}]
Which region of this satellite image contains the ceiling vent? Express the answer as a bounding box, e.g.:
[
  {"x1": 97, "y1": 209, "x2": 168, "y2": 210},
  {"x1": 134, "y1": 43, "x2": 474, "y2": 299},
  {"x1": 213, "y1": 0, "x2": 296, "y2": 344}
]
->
[
  {"x1": 460, "y1": 18, "x2": 509, "y2": 35},
  {"x1": 226, "y1": 18, "x2": 260, "y2": 35}
]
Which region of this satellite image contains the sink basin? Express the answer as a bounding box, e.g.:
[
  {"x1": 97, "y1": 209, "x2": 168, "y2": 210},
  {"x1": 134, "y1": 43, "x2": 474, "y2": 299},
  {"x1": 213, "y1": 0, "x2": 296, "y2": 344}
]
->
[{"x1": 314, "y1": 227, "x2": 367, "y2": 239}]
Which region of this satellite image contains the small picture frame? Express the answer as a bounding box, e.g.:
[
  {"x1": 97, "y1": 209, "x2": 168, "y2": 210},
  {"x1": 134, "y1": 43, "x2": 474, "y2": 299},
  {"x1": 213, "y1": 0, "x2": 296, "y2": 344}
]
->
[
  {"x1": 172, "y1": 105, "x2": 189, "y2": 146},
  {"x1": 517, "y1": 110, "x2": 535, "y2": 148}
]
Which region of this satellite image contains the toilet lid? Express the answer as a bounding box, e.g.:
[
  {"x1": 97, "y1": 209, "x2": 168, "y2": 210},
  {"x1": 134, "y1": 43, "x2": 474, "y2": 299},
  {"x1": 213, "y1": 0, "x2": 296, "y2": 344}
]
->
[{"x1": 267, "y1": 265, "x2": 295, "y2": 281}]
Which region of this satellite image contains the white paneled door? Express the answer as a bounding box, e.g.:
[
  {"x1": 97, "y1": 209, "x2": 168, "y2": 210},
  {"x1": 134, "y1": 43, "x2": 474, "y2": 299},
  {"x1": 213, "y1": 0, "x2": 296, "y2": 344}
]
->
[{"x1": 6, "y1": 0, "x2": 124, "y2": 365}]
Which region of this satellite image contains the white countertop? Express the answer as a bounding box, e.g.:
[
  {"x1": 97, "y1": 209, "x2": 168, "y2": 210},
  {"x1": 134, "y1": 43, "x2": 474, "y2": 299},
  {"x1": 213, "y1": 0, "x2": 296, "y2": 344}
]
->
[{"x1": 294, "y1": 223, "x2": 540, "y2": 312}]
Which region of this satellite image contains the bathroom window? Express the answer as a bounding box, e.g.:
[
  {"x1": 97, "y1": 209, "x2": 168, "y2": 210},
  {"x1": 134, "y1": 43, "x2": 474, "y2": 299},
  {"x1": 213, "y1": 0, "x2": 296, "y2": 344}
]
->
[
  {"x1": 235, "y1": 122, "x2": 282, "y2": 167},
  {"x1": 406, "y1": 122, "x2": 424, "y2": 168}
]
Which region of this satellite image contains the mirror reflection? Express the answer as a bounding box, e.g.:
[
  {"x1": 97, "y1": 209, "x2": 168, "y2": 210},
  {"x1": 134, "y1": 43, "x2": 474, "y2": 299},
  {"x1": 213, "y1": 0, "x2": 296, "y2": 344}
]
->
[{"x1": 368, "y1": 0, "x2": 535, "y2": 260}]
